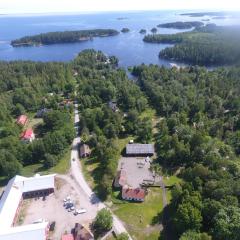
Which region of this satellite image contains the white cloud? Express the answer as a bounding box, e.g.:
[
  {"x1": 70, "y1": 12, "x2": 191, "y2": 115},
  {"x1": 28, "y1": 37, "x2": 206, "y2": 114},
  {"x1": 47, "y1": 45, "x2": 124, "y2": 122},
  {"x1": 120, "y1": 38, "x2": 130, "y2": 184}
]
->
[{"x1": 0, "y1": 0, "x2": 240, "y2": 14}]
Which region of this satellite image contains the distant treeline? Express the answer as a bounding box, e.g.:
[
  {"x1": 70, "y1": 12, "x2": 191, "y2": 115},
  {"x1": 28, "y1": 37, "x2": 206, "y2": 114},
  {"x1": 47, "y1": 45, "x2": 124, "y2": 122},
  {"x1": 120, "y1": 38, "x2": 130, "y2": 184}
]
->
[
  {"x1": 11, "y1": 29, "x2": 119, "y2": 46},
  {"x1": 157, "y1": 21, "x2": 204, "y2": 29},
  {"x1": 144, "y1": 25, "x2": 240, "y2": 66}
]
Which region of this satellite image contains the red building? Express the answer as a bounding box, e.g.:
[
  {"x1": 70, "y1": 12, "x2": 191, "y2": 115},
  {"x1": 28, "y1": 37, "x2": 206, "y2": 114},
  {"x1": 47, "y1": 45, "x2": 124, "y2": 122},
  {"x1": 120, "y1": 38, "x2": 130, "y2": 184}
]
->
[
  {"x1": 122, "y1": 187, "x2": 145, "y2": 202},
  {"x1": 16, "y1": 115, "x2": 28, "y2": 126},
  {"x1": 20, "y1": 129, "x2": 35, "y2": 143}
]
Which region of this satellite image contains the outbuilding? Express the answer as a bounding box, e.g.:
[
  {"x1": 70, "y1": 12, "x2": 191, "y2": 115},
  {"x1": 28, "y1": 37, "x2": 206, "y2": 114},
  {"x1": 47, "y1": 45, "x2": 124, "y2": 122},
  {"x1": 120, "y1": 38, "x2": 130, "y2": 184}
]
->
[
  {"x1": 80, "y1": 144, "x2": 91, "y2": 158},
  {"x1": 16, "y1": 115, "x2": 28, "y2": 126},
  {"x1": 20, "y1": 129, "x2": 35, "y2": 143},
  {"x1": 126, "y1": 144, "x2": 154, "y2": 156},
  {"x1": 122, "y1": 186, "x2": 145, "y2": 202}
]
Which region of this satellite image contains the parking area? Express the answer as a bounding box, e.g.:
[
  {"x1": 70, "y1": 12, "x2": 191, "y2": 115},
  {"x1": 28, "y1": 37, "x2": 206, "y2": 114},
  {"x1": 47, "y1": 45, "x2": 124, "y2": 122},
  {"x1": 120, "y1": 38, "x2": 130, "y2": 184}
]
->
[
  {"x1": 18, "y1": 176, "x2": 99, "y2": 240},
  {"x1": 118, "y1": 157, "x2": 154, "y2": 188}
]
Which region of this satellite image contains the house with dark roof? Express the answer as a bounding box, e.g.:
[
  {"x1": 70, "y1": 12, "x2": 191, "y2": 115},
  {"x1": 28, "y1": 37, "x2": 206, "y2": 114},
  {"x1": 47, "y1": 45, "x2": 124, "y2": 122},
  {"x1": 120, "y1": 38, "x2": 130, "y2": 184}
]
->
[
  {"x1": 122, "y1": 186, "x2": 146, "y2": 202},
  {"x1": 35, "y1": 108, "x2": 50, "y2": 118},
  {"x1": 126, "y1": 144, "x2": 154, "y2": 156},
  {"x1": 73, "y1": 223, "x2": 94, "y2": 240},
  {"x1": 16, "y1": 115, "x2": 28, "y2": 126},
  {"x1": 108, "y1": 101, "x2": 118, "y2": 112},
  {"x1": 80, "y1": 144, "x2": 91, "y2": 158}
]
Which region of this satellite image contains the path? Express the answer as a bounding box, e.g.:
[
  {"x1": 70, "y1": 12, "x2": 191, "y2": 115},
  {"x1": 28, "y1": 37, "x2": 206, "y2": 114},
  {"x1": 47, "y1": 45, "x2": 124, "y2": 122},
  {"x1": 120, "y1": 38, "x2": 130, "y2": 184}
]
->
[
  {"x1": 71, "y1": 102, "x2": 132, "y2": 239},
  {"x1": 159, "y1": 176, "x2": 167, "y2": 208}
]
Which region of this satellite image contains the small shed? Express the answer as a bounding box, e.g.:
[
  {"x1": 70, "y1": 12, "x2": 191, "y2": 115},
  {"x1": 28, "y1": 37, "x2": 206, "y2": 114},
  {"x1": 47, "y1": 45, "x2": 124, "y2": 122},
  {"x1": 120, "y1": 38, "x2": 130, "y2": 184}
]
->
[
  {"x1": 80, "y1": 144, "x2": 91, "y2": 158},
  {"x1": 16, "y1": 115, "x2": 28, "y2": 126},
  {"x1": 126, "y1": 144, "x2": 154, "y2": 156},
  {"x1": 108, "y1": 101, "x2": 118, "y2": 112}
]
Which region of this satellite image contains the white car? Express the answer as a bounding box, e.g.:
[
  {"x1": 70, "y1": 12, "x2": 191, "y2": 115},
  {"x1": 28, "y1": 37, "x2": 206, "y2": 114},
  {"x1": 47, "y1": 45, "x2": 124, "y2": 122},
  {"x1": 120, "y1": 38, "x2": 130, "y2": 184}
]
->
[
  {"x1": 33, "y1": 218, "x2": 46, "y2": 224},
  {"x1": 74, "y1": 208, "x2": 87, "y2": 215},
  {"x1": 68, "y1": 206, "x2": 75, "y2": 212}
]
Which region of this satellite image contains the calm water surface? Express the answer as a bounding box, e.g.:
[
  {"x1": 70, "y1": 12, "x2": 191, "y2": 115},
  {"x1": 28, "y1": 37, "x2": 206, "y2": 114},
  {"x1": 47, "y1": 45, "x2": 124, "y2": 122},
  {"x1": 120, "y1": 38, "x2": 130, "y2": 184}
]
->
[{"x1": 0, "y1": 11, "x2": 238, "y2": 68}]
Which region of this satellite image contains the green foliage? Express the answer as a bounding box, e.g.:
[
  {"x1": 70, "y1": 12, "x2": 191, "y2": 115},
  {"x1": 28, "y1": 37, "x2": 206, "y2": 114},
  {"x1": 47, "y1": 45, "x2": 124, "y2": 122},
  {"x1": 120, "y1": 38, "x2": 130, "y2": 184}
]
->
[
  {"x1": 212, "y1": 206, "x2": 240, "y2": 240},
  {"x1": 117, "y1": 233, "x2": 129, "y2": 240},
  {"x1": 93, "y1": 208, "x2": 113, "y2": 235},
  {"x1": 180, "y1": 231, "x2": 212, "y2": 240},
  {"x1": 133, "y1": 64, "x2": 240, "y2": 239}
]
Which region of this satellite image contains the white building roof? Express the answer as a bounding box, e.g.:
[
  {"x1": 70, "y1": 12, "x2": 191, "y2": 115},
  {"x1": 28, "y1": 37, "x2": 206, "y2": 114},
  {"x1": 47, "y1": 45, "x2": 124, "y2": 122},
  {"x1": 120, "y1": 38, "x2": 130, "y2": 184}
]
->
[
  {"x1": 0, "y1": 174, "x2": 55, "y2": 240},
  {"x1": 0, "y1": 222, "x2": 48, "y2": 240}
]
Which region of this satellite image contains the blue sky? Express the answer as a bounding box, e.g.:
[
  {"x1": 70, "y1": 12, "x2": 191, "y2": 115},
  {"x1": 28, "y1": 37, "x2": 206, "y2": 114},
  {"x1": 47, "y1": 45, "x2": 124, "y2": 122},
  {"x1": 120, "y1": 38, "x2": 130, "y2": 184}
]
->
[{"x1": 0, "y1": 0, "x2": 239, "y2": 14}]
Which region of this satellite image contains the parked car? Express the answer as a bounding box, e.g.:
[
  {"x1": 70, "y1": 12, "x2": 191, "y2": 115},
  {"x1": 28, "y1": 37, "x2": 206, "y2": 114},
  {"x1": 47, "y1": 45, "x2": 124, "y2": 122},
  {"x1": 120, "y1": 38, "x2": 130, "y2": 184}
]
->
[
  {"x1": 74, "y1": 208, "x2": 87, "y2": 215},
  {"x1": 68, "y1": 206, "x2": 75, "y2": 212},
  {"x1": 65, "y1": 203, "x2": 74, "y2": 209},
  {"x1": 33, "y1": 218, "x2": 46, "y2": 224}
]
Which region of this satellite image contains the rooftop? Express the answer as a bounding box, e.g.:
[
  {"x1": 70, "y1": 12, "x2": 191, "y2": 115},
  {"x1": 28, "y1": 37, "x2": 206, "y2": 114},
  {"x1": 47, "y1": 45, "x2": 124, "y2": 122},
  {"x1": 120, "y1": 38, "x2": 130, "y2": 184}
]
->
[
  {"x1": 122, "y1": 187, "x2": 145, "y2": 201},
  {"x1": 0, "y1": 174, "x2": 55, "y2": 239},
  {"x1": 126, "y1": 144, "x2": 154, "y2": 155}
]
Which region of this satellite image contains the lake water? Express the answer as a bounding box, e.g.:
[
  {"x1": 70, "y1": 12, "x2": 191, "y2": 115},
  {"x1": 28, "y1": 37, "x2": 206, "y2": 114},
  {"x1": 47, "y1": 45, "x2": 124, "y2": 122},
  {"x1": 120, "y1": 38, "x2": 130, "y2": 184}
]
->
[{"x1": 0, "y1": 10, "x2": 239, "y2": 68}]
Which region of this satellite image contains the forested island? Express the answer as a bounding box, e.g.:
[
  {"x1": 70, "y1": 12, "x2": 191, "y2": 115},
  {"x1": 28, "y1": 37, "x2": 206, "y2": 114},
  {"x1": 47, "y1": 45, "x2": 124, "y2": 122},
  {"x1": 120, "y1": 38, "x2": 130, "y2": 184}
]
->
[
  {"x1": 139, "y1": 29, "x2": 147, "y2": 34},
  {"x1": 121, "y1": 28, "x2": 130, "y2": 33},
  {"x1": 180, "y1": 12, "x2": 226, "y2": 17},
  {"x1": 144, "y1": 24, "x2": 240, "y2": 66},
  {"x1": 11, "y1": 29, "x2": 119, "y2": 47},
  {"x1": 157, "y1": 21, "x2": 204, "y2": 29}
]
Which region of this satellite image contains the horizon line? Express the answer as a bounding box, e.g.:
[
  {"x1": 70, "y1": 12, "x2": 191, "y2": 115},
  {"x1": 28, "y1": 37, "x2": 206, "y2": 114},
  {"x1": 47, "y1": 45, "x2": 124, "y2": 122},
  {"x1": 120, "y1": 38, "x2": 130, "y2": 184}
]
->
[{"x1": 0, "y1": 8, "x2": 237, "y2": 17}]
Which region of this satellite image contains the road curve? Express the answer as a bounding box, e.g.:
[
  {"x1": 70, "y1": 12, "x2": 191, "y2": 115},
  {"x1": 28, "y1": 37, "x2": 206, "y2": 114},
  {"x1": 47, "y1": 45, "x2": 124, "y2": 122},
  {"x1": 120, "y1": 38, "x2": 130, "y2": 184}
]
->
[{"x1": 71, "y1": 102, "x2": 132, "y2": 239}]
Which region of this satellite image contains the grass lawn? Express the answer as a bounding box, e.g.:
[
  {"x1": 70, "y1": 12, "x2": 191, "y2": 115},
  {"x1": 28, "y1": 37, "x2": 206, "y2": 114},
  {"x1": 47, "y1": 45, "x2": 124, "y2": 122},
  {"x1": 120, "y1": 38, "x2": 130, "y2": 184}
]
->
[
  {"x1": 46, "y1": 148, "x2": 71, "y2": 174},
  {"x1": 139, "y1": 108, "x2": 156, "y2": 120},
  {"x1": 81, "y1": 156, "x2": 100, "y2": 189},
  {"x1": 27, "y1": 117, "x2": 43, "y2": 129},
  {"x1": 112, "y1": 188, "x2": 163, "y2": 240},
  {"x1": 21, "y1": 148, "x2": 71, "y2": 177},
  {"x1": 163, "y1": 175, "x2": 182, "y2": 203}
]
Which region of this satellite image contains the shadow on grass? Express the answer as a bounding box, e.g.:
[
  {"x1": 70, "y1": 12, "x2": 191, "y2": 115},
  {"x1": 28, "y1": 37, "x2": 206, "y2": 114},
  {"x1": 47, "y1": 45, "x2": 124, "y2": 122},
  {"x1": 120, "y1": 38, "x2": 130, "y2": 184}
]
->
[{"x1": 152, "y1": 204, "x2": 178, "y2": 240}]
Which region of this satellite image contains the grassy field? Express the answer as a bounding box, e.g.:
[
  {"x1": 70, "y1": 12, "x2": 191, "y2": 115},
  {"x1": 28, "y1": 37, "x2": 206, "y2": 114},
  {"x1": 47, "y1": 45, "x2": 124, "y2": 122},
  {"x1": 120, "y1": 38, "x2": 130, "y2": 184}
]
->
[
  {"x1": 112, "y1": 188, "x2": 164, "y2": 240},
  {"x1": 21, "y1": 148, "x2": 71, "y2": 177}
]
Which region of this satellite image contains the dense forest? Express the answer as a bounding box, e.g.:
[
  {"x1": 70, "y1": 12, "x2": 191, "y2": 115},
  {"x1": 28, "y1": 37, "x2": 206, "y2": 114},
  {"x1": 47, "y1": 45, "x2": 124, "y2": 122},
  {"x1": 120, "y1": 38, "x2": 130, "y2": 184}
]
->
[
  {"x1": 0, "y1": 61, "x2": 75, "y2": 177},
  {"x1": 157, "y1": 21, "x2": 203, "y2": 29},
  {"x1": 132, "y1": 64, "x2": 240, "y2": 239},
  {"x1": 11, "y1": 29, "x2": 119, "y2": 46},
  {"x1": 144, "y1": 25, "x2": 240, "y2": 66},
  {"x1": 72, "y1": 50, "x2": 150, "y2": 199}
]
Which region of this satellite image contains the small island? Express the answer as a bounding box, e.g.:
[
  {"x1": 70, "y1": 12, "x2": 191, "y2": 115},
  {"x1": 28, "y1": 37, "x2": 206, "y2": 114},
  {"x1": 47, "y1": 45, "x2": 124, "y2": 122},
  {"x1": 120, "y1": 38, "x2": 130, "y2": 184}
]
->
[
  {"x1": 139, "y1": 29, "x2": 147, "y2": 34},
  {"x1": 157, "y1": 21, "x2": 204, "y2": 29},
  {"x1": 11, "y1": 29, "x2": 119, "y2": 47},
  {"x1": 121, "y1": 28, "x2": 130, "y2": 33},
  {"x1": 117, "y1": 17, "x2": 128, "y2": 20}
]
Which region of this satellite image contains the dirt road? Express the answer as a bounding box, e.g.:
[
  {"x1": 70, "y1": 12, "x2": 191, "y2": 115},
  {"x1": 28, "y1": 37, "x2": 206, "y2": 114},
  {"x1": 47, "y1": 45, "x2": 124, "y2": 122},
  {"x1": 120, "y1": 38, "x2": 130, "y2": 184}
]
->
[{"x1": 71, "y1": 103, "x2": 132, "y2": 239}]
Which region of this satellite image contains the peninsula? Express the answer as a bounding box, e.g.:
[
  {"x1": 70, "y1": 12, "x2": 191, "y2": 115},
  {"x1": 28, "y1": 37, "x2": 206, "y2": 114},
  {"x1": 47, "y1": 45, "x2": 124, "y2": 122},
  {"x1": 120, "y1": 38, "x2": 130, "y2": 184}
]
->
[
  {"x1": 11, "y1": 29, "x2": 119, "y2": 47},
  {"x1": 157, "y1": 21, "x2": 204, "y2": 29},
  {"x1": 144, "y1": 24, "x2": 240, "y2": 66}
]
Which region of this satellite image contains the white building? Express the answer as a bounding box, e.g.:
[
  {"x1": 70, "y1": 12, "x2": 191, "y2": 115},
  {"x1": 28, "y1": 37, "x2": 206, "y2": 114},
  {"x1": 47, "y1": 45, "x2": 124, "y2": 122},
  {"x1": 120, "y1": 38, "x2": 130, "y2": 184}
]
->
[{"x1": 0, "y1": 174, "x2": 56, "y2": 240}]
